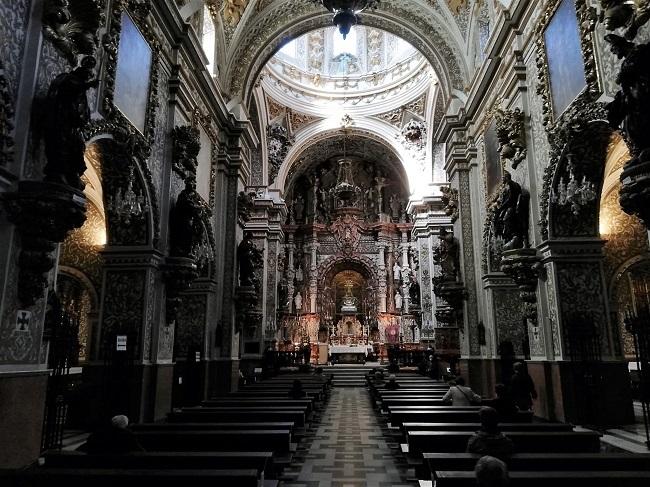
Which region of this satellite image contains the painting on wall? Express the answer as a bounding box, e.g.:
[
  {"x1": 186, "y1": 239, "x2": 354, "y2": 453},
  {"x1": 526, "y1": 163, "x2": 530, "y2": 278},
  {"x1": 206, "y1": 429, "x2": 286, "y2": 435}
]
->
[
  {"x1": 543, "y1": 0, "x2": 587, "y2": 118},
  {"x1": 113, "y1": 12, "x2": 153, "y2": 134},
  {"x1": 485, "y1": 119, "x2": 502, "y2": 197}
]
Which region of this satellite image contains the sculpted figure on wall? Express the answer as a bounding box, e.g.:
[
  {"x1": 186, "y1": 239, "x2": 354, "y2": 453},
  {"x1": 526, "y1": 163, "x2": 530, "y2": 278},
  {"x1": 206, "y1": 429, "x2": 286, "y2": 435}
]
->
[
  {"x1": 432, "y1": 228, "x2": 460, "y2": 282},
  {"x1": 238, "y1": 233, "x2": 263, "y2": 289},
  {"x1": 43, "y1": 56, "x2": 98, "y2": 189},
  {"x1": 169, "y1": 177, "x2": 208, "y2": 259},
  {"x1": 491, "y1": 172, "x2": 528, "y2": 250}
]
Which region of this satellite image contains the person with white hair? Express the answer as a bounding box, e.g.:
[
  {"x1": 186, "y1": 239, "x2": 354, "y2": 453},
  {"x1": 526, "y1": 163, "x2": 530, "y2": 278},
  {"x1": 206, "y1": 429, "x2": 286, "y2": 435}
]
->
[
  {"x1": 475, "y1": 455, "x2": 510, "y2": 487},
  {"x1": 78, "y1": 414, "x2": 144, "y2": 454}
]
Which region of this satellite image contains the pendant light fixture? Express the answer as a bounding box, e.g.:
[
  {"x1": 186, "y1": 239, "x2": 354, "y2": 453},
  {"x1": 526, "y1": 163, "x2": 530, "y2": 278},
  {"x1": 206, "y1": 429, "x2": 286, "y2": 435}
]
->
[{"x1": 317, "y1": 1, "x2": 380, "y2": 39}]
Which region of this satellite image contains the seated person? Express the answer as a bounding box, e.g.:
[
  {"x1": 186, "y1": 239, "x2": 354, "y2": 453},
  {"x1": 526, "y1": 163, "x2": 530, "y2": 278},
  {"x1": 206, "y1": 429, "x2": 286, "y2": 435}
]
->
[
  {"x1": 288, "y1": 379, "x2": 307, "y2": 399},
  {"x1": 442, "y1": 377, "x2": 482, "y2": 406},
  {"x1": 466, "y1": 407, "x2": 514, "y2": 460},
  {"x1": 475, "y1": 455, "x2": 510, "y2": 487},
  {"x1": 385, "y1": 374, "x2": 400, "y2": 390},
  {"x1": 387, "y1": 359, "x2": 400, "y2": 373},
  {"x1": 78, "y1": 415, "x2": 144, "y2": 455},
  {"x1": 483, "y1": 383, "x2": 519, "y2": 420}
]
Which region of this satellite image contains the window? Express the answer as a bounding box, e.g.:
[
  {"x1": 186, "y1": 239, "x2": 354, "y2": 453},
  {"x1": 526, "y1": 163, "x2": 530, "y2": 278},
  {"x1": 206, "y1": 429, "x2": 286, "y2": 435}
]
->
[{"x1": 202, "y1": 6, "x2": 216, "y2": 74}]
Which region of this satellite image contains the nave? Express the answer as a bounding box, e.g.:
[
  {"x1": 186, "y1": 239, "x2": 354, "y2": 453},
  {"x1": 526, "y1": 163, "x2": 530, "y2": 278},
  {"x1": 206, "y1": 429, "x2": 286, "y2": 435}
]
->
[{"x1": 7, "y1": 364, "x2": 650, "y2": 486}]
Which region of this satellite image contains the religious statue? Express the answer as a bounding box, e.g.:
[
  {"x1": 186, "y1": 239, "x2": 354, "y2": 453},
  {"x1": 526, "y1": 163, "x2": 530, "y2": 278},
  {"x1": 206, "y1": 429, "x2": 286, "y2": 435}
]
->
[
  {"x1": 296, "y1": 265, "x2": 304, "y2": 283},
  {"x1": 491, "y1": 172, "x2": 528, "y2": 250},
  {"x1": 409, "y1": 246, "x2": 419, "y2": 271},
  {"x1": 409, "y1": 274, "x2": 421, "y2": 308},
  {"x1": 394, "y1": 291, "x2": 403, "y2": 310},
  {"x1": 365, "y1": 186, "x2": 377, "y2": 219},
  {"x1": 278, "y1": 276, "x2": 289, "y2": 310},
  {"x1": 237, "y1": 233, "x2": 263, "y2": 289},
  {"x1": 432, "y1": 228, "x2": 460, "y2": 282},
  {"x1": 294, "y1": 291, "x2": 303, "y2": 312},
  {"x1": 169, "y1": 177, "x2": 208, "y2": 259},
  {"x1": 600, "y1": 0, "x2": 649, "y2": 41},
  {"x1": 43, "y1": 56, "x2": 98, "y2": 190},
  {"x1": 389, "y1": 194, "x2": 401, "y2": 222},
  {"x1": 293, "y1": 194, "x2": 305, "y2": 222},
  {"x1": 393, "y1": 262, "x2": 401, "y2": 281},
  {"x1": 606, "y1": 42, "x2": 650, "y2": 168}
]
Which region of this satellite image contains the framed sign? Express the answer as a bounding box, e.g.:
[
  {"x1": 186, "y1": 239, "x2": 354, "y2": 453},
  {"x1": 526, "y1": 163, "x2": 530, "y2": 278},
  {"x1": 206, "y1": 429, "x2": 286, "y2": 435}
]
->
[
  {"x1": 113, "y1": 11, "x2": 153, "y2": 134},
  {"x1": 543, "y1": 0, "x2": 587, "y2": 118}
]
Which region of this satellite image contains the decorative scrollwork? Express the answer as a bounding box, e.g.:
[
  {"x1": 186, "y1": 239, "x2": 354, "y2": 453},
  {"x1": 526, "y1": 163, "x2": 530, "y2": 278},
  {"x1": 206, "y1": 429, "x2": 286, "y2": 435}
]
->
[
  {"x1": 171, "y1": 125, "x2": 201, "y2": 179},
  {"x1": 0, "y1": 60, "x2": 14, "y2": 167},
  {"x1": 267, "y1": 123, "x2": 293, "y2": 184},
  {"x1": 440, "y1": 186, "x2": 459, "y2": 223},
  {"x1": 495, "y1": 108, "x2": 527, "y2": 170}
]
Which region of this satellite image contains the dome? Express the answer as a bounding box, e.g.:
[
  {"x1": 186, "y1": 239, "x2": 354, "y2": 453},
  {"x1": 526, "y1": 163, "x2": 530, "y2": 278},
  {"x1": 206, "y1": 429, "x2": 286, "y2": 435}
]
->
[{"x1": 261, "y1": 26, "x2": 434, "y2": 114}]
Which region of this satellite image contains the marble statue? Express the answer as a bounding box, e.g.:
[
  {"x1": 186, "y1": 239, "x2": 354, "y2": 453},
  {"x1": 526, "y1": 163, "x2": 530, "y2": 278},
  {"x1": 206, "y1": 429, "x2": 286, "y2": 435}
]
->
[
  {"x1": 294, "y1": 291, "x2": 303, "y2": 311},
  {"x1": 394, "y1": 291, "x2": 403, "y2": 310},
  {"x1": 296, "y1": 265, "x2": 304, "y2": 283},
  {"x1": 389, "y1": 194, "x2": 401, "y2": 221},
  {"x1": 393, "y1": 262, "x2": 401, "y2": 281}
]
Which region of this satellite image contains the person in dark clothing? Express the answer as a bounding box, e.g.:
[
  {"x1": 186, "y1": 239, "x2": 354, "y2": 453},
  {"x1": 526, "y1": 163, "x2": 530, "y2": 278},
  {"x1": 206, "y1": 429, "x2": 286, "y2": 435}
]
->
[
  {"x1": 288, "y1": 379, "x2": 307, "y2": 399},
  {"x1": 475, "y1": 455, "x2": 510, "y2": 487},
  {"x1": 466, "y1": 407, "x2": 514, "y2": 460},
  {"x1": 385, "y1": 374, "x2": 400, "y2": 390},
  {"x1": 79, "y1": 415, "x2": 144, "y2": 455},
  {"x1": 484, "y1": 383, "x2": 519, "y2": 420},
  {"x1": 510, "y1": 362, "x2": 537, "y2": 411}
]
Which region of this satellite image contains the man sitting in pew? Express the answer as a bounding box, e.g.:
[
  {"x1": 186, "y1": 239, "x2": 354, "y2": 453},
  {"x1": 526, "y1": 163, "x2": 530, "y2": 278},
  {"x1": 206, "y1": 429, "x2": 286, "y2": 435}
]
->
[
  {"x1": 442, "y1": 377, "x2": 482, "y2": 406},
  {"x1": 385, "y1": 374, "x2": 400, "y2": 390},
  {"x1": 475, "y1": 455, "x2": 510, "y2": 487},
  {"x1": 466, "y1": 407, "x2": 514, "y2": 460},
  {"x1": 78, "y1": 415, "x2": 144, "y2": 455}
]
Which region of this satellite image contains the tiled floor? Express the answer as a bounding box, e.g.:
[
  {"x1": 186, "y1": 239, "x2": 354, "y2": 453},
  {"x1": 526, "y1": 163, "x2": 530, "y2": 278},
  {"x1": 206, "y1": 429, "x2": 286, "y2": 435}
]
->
[{"x1": 282, "y1": 388, "x2": 416, "y2": 487}]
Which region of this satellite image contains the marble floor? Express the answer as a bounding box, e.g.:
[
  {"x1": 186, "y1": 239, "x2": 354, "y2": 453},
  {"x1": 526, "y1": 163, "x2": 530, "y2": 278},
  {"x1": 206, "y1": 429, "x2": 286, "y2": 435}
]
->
[{"x1": 282, "y1": 388, "x2": 416, "y2": 487}]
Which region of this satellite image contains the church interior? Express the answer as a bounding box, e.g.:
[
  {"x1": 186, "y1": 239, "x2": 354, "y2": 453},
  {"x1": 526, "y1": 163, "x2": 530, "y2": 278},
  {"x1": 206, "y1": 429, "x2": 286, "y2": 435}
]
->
[{"x1": 1, "y1": 0, "x2": 650, "y2": 485}]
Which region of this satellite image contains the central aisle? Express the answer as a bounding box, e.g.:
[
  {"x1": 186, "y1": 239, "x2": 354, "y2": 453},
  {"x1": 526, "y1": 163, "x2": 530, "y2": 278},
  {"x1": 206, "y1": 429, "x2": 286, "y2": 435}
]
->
[{"x1": 283, "y1": 387, "x2": 416, "y2": 487}]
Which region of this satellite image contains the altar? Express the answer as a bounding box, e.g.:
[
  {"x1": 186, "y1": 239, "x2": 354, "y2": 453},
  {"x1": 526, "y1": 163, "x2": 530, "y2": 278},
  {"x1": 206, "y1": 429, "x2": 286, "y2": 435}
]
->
[{"x1": 329, "y1": 344, "x2": 374, "y2": 364}]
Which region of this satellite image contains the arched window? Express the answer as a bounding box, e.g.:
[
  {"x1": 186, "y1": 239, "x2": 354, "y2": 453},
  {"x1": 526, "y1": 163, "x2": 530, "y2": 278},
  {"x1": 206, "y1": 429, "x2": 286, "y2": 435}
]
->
[
  {"x1": 331, "y1": 26, "x2": 357, "y2": 58},
  {"x1": 202, "y1": 6, "x2": 216, "y2": 75}
]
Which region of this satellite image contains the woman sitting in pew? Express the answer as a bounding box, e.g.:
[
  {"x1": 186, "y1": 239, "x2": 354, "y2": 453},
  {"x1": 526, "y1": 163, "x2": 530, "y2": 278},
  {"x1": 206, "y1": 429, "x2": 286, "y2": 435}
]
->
[
  {"x1": 466, "y1": 407, "x2": 514, "y2": 460},
  {"x1": 442, "y1": 377, "x2": 482, "y2": 406}
]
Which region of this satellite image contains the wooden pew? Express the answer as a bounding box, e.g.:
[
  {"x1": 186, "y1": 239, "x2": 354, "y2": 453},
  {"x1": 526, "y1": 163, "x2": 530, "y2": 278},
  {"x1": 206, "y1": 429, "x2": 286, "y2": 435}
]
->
[
  {"x1": 41, "y1": 450, "x2": 275, "y2": 478},
  {"x1": 134, "y1": 429, "x2": 292, "y2": 455},
  {"x1": 432, "y1": 470, "x2": 650, "y2": 487},
  {"x1": 200, "y1": 399, "x2": 314, "y2": 414},
  {"x1": 424, "y1": 452, "x2": 650, "y2": 479},
  {"x1": 168, "y1": 409, "x2": 307, "y2": 426},
  {"x1": 403, "y1": 422, "x2": 573, "y2": 433},
  {"x1": 132, "y1": 422, "x2": 295, "y2": 433},
  {"x1": 20, "y1": 468, "x2": 263, "y2": 487},
  {"x1": 406, "y1": 430, "x2": 601, "y2": 457},
  {"x1": 388, "y1": 410, "x2": 533, "y2": 427}
]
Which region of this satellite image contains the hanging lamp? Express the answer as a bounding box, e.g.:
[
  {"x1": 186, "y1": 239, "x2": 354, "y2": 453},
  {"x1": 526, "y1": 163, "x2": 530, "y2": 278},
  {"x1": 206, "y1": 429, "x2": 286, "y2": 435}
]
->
[{"x1": 317, "y1": 1, "x2": 380, "y2": 39}]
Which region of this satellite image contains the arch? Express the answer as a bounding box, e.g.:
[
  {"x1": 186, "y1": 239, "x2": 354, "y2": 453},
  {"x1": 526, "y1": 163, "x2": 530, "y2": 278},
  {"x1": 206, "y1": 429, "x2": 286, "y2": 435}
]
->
[
  {"x1": 275, "y1": 119, "x2": 415, "y2": 195},
  {"x1": 222, "y1": 2, "x2": 469, "y2": 108},
  {"x1": 57, "y1": 265, "x2": 100, "y2": 311},
  {"x1": 318, "y1": 254, "x2": 379, "y2": 292},
  {"x1": 83, "y1": 131, "x2": 159, "y2": 247}
]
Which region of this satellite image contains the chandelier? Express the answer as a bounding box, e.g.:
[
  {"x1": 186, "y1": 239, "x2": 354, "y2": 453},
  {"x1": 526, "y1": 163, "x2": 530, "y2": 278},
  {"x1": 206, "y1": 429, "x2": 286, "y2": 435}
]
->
[
  {"x1": 317, "y1": 1, "x2": 380, "y2": 39},
  {"x1": 108, "y1": 167, "x2": 148, "y2": 225},
  {"x1": 551, "y1": 155, "x2": 597, "y2": 216}
]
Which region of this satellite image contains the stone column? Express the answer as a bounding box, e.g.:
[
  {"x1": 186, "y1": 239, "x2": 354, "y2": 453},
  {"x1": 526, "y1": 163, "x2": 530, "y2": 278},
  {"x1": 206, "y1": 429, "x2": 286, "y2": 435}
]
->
[
  {"x1": 377, "y1": 241, "x2": 387, "y2": 313},
  {"x1": 309, "y1": 241, "x2": 319, "y2": 313},
  {"x1": 533, "y1": 239, "x2": 634, "y2": 424}
]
